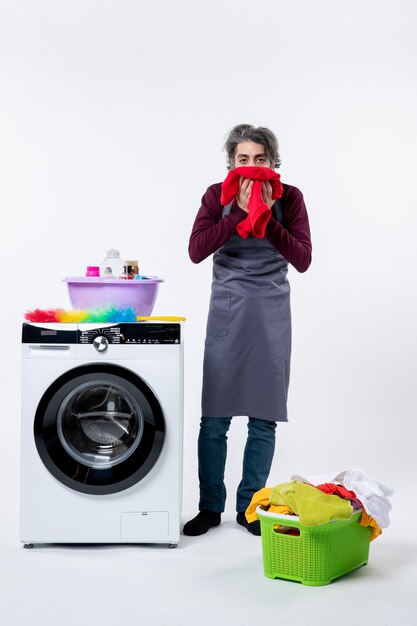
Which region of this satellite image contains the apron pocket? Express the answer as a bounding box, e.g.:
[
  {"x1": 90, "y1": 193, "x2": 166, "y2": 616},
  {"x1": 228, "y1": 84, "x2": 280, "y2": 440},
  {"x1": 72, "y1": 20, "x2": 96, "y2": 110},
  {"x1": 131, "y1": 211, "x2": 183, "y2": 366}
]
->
[{"x1": 206, "y1": 291, "x2": 231, "y2": 337}]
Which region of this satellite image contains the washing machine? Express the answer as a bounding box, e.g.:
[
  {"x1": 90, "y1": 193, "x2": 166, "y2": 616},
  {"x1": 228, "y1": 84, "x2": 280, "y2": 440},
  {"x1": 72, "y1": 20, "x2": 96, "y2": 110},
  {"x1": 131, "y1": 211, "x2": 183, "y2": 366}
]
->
[{"x1": 20, "y1": 322, "x2": 183, "y2": 547}]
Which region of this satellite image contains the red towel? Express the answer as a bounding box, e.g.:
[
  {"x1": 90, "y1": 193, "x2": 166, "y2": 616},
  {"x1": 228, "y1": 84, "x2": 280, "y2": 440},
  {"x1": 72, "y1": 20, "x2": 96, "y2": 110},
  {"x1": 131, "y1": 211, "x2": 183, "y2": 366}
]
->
[
  {"x1": 316, "y1": 483, "x2": 363, "y2": 508},
  {"x1": 220, "y1": 166, "x2": 283, "y2": 239}
]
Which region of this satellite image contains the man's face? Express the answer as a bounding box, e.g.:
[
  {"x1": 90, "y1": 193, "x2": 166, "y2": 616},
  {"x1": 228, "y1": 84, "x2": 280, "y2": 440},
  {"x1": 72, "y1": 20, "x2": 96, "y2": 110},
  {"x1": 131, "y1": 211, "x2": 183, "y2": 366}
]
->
[{"x1": 234, "y1": 141, "x2": 271, "y2": 168}]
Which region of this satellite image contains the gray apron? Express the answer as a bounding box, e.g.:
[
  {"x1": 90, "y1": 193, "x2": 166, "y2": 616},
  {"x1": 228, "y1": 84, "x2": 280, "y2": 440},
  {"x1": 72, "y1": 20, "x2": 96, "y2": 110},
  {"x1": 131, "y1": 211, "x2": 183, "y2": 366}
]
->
[{"x1": 202, "y1": 200, "x2": 291, "y2": 422}]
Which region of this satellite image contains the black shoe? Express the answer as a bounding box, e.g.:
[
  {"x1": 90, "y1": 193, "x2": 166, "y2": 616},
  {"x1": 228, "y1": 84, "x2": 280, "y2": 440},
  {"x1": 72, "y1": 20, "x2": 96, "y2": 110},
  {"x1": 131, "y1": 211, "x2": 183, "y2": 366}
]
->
[
  {"x1": 236, "y1": 512, "x2": 261, "y2": 536},
  {"x1": 183, "y1": 511, "x2": 221, "y2": 536}
]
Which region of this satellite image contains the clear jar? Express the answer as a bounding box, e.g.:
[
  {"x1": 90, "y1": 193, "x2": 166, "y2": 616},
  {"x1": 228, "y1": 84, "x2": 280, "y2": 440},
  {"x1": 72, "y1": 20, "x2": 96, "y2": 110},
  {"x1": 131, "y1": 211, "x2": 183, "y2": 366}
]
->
[{"x1": 99, "y1": 249, "x2": 124, "y2": 278}]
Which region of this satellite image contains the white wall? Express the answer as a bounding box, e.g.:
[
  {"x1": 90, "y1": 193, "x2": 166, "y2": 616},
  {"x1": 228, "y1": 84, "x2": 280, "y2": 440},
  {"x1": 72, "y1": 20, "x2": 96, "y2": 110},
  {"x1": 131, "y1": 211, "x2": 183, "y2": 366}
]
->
[{"x1": 1, "y1": 0, "x2": 416, "y2": 516}]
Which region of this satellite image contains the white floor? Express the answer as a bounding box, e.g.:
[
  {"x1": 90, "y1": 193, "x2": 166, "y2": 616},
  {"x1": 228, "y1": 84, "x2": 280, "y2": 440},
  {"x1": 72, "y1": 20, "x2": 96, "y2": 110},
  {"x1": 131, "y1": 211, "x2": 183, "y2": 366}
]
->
[{"x1": 1, "y1": 498, "x2": 416, "y2": 626}]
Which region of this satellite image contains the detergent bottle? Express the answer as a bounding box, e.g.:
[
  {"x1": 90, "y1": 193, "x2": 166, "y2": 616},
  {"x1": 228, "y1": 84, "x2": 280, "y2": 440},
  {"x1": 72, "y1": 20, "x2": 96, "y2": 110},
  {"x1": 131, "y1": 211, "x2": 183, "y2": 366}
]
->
[{"x1": 100, "y1": 249, "x2": 124, "y2": 278}]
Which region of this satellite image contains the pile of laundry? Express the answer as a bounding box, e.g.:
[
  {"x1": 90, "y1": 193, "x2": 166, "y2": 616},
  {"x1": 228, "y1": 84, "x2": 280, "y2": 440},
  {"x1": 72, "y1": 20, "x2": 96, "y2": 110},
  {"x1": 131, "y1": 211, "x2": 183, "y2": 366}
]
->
[{"x1": 246, "y1": 469, "x2": 393, "y2": 541}]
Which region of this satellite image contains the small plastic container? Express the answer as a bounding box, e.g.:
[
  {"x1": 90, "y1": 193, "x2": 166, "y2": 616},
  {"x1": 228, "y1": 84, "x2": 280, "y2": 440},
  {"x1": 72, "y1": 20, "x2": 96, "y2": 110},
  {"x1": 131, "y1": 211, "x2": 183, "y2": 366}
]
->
[
  {"x1": 125, "y1": 260, "x2": 139, "y2": 275},
  {"x1": 85, "y1": 266, "x2": 100, "y2": 277},
  {"x1": 257, "y1": 507, "x2": 371, "y2": 586},
  {"x1": 121, "y1": 265, "x2": 134, "y2": 280}
]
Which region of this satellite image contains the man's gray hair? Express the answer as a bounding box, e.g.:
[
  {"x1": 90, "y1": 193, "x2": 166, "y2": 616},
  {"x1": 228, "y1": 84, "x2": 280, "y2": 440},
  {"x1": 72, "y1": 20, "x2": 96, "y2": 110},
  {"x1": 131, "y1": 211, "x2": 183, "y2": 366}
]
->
[{"x1": 224, "y1": 124, "x2": 281, "y2": 170}]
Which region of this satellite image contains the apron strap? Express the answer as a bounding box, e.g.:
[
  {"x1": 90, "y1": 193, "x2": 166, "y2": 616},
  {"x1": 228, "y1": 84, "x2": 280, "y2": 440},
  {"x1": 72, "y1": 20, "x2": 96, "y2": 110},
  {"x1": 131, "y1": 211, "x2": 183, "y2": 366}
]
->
[{"x1": 222, "y1": 201, "x2": 234, "y2": 217}]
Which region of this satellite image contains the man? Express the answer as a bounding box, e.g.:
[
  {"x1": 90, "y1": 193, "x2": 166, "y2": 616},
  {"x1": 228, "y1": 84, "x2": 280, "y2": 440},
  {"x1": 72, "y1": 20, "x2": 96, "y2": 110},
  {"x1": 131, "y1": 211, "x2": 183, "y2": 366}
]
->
[{"x1": 184, "y1": 124, "x2": 312, "y2": 536}]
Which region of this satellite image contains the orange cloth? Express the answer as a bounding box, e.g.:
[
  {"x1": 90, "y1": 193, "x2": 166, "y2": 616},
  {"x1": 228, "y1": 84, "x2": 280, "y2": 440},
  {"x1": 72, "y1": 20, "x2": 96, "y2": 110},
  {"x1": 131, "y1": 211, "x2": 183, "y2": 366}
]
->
[
  {"x1": 360, "y1": 510, "x2": 382, "y2": 541},
  {"x1": 220, "y1": 166, "x2": 283, "y2": 239}
]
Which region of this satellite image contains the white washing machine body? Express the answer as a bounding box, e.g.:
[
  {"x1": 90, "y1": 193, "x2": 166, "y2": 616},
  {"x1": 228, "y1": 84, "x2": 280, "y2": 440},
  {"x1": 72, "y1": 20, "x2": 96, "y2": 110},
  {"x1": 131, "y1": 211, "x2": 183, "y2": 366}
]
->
[{"x1": 20, "y1": 322, "x2": 183, "y2": 546}]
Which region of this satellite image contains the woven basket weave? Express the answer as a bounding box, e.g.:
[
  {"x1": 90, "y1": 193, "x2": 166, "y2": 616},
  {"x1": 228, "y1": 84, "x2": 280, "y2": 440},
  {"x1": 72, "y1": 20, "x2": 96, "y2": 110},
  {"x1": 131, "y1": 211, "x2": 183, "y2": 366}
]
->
[{"x1": 257, "y1": 508, "x2": 371, "y2": 586}]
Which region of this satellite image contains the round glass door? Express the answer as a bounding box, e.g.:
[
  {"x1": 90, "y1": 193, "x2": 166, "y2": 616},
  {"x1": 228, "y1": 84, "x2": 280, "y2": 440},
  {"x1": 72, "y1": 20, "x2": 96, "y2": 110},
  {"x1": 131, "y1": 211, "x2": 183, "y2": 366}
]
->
[{"x1": 34, "y1": 364, "x2": 165, "y2": 494}]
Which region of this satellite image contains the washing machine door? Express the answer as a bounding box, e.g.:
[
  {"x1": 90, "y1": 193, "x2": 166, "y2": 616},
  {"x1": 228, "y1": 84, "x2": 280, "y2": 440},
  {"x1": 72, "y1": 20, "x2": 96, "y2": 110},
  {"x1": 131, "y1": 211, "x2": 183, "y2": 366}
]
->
[{"x1": 34, "y1": 364, "x2": 165, "y2": 494}]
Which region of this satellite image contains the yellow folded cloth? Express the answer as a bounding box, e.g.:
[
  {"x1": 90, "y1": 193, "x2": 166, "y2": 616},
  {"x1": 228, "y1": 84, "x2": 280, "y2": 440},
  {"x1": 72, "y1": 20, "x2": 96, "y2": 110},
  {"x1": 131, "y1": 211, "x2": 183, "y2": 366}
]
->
[{"x1": 269, "y1": 481, "x2": 353, "y2": 526}]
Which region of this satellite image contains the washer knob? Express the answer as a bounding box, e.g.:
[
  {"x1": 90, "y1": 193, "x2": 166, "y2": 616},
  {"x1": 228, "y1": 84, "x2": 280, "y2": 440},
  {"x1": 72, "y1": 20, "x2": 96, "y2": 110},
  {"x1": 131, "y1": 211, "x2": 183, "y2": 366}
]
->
[{"x1": 93, "y1": 336, "x2": 109, "y2": 352}]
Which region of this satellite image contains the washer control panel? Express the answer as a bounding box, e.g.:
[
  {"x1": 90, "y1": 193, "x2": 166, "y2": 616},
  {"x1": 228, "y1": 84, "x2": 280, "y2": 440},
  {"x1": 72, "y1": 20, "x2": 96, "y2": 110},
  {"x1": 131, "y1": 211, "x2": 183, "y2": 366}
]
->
[
  {"x1": 78, "y1": 324, "x2": 181, "y2": 345},
  {"x1": 22, "y1": 323, "x2": 181, "y2": 345}
]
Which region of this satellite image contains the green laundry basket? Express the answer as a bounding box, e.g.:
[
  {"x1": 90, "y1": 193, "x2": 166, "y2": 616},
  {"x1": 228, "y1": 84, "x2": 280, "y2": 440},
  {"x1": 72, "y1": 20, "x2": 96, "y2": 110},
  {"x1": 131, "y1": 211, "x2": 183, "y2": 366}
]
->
[{"x1": 257, "y1": 507, "x2": 371, "y2": 586}]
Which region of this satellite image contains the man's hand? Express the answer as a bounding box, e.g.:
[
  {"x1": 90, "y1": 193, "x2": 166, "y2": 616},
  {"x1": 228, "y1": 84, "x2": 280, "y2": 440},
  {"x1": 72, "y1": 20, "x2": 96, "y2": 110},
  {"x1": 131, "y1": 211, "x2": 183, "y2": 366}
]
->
[
  {"x1": 236, "y1": 177, "x2": 253, "y2": 213},
  {"x1": 261, "y1": 181, "x2": 274, "y2": 209}
]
